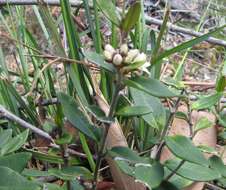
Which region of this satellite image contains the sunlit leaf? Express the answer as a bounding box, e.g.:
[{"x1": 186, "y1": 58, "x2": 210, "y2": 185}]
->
[
  {"x1": 165, "y1": 135, "x2": 208, "y2": 166},
  {"x1": 125, "y1": 76, "x2": 177, "y2": 98},
  {"x1": 121, "y1": 2, "x2": 141, "y2": 32}
]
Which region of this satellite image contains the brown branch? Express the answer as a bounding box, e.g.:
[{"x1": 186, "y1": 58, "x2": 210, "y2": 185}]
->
[
  {"x1": 0, "y1": 104, "x2": 54, "y2": 142},
  {"x1": 0, "y1": 0, "x2": 81, "y2": 6},
  {"x1": 145, "y1": 16, "x2": 226, "y2": 47},
  {"x1": 1, "y1": 0, "x2": 226, "y2": 47}
]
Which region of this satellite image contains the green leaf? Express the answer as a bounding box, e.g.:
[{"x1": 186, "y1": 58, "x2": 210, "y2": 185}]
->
[
  {"x1": 165, "y1": 169, "x2": 192, "y2": 189},
  {"x1": 71, "y1": 180, "x2": 85, "y2": 190},
  {"x1": 154, "y1": 24, "x2": 226, "y2": 64},
  {"x1": 85, "y1": 105, "x2": 114, "y2": 124},
  {"x1": 0, "y1": 129, "x2": 29, "y2": 156},
  {"x1": 22, "y1": 169, "x2": 50, "y2": 177},
  {"x1": 0, "y1": 166, "x2": 40, "y2": 190},
  {"x1": 57, "y1": 92, "x2": 98, "y2": 141},
  {"x1": 44, "y1": 183, "x2": 64, "y2": 190},
  {"x1": 165, "y1": 159, "x2": 221, "y2": 181},
  {"x1": 116, "y1": 106, "x2": 151, "y2": 117},
  {"x1": 96, "y1": 0, "x2": 120, "y2": 26},
  {"x1": 48, "y1": 166, "x2": 93, "y2": 180},
  {"x1": 0, "y1": 152, "x2": 32, "y2": 173},
  {"x1": 115, "y1": 159, "x2": 134, "y2": 176},
  {"x1": 192, "y1": 93, "x2": 223, "y2": 110},
  {"x1": 209, "y1": 155, "x2": 226, "y2": 177},
  {"x1": 216, "y1": 76, "x2": 226, "y2": 92},
  {"x1": 124, "y1": 76, "x2": 177, "y2": 98},
  {"x1": 197, "y1": 145, "x2": 217, "y2": 154},
  {"x1": 0, "y1": 129, "x2": 12, "y2": 149},
  {"x1": 175, "y1": 111, "x2": 188, "y2": 121},
  {"x1": 216, "y1": 61, "x2": 226, "y2": 92},
  {"x1": 55, "y1": 132, "x2": 73, "y2": 145},
  {"x1": 60, "y1": 0, "x2": 89, "y2": 106},
  {"x1": 165, "y1": 135, "x2": 208, "y2": 166},
  {"x1": 108, "y1": 146, "x2": 144, "y2": 163},
  {"x1": 28, "y1": 149, "x2": 79, "y2": 165},
  {"x1": 84, "y1": 51, "x2": 116, "y2": 73},
  {"x1": 121, "y1": 2, "x2": 141, "y2": 32},
  {"x1": 134, "y1": 162, "x2": 164, "y2": 189},
  {"x1": 130, "y1": 88, "x2": 166, "y2": 129},
  {"x1": 194, "y1": 117, "x2": 213, "y2": 133}
]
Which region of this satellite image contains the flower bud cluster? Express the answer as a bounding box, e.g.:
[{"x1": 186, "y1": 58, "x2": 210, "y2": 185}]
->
[{"x1": 103, "y1": 44, "x2": 149, "y2": 74}]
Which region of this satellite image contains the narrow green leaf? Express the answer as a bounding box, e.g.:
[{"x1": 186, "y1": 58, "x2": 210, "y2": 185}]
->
[
  {"x1": 121, "y1": 2, "x2": 141, "y2": 32},
  {"x1": 84, "y1": 51, "x2": 116, "y2": 73},
  {"x1": 22, "y1": 169, "x2": 50, "y2": 177},
  {"x1": 192, "y1": 93, "x2": 223, "y2": 110},
  {"x1": 108, "y1": 146, "x2": 144, "y2": 163},
  {"x1": 154, "y1": 25, "x2": 226, "y2": 64},
  {"x1": 165, "y1": 135, "x2": 208, "y2": 166},
  {"x1": 175, "y1": 111, "x2": 188, "y2": 121},
  {"x1": 153, "y1": 25, "x2": 226, "y2": 64},
  {"x1": 194, "y1": 117, "x2": 213, "y2": 133},
  {"x1": 165, "y1": 159, "x2": 221, "y2": 181},
  {"x1": 124, "y1": 76, "x2": 177, "y2": 98},
  {"x1": 1, "y1": 130, "x2": 29, "y2": 156},
  {"x1": 57, "y1": 92, "x2": 98, "y2": 141},
  {"x1": 85, "y1": 105, "x2": 114, "y2": 124},
  {"x1": 116, "y1": 106, "x2": 151, "y2": 117},
  {"x1": 60, "y1": 0, "x2": 89, "y2": 105},
  {"x1": 97, "y1": 0, "x2": 120, "y2": 26},
  {"x1": 48, "y1": 166, "x2": 93, "y2": 180},
  {"x1": 28, "y1": 149, "x2": 79, "y2": 165}
]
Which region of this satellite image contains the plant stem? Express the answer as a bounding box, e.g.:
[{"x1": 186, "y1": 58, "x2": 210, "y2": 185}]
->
[
  {"x1": 60, "y1": 144, "x2": 71, "y2": 190},
  {"x1": 92, "y1": 73, "x2": 122, "y2": 190},
  {"x1": 154, "y1": 90, "x2": 184, "y2": 160}
]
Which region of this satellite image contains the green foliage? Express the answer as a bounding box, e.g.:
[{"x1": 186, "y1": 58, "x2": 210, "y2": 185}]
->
[
  {"x1": 165, "y1": 135, "x2": 208, "y2": 166},
  {"x1": 124, "y1": 76, "x2": 177, "y2": 98},
  {"x1": 57, "y1": 92, "x2": 100, "y2": 141},
  {"x1": 121, "y1": 2, "x2": 141, "y2": 32},
  {"x1": 0, "y1": 1, "x2": 225, "y2": 190},
  {"x1": 165, "y1": 159, "x2": 221, "y2": 181}
]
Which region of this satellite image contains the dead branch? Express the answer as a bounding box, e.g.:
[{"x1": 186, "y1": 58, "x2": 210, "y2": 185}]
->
[
  {"x1": 1, "y1": 0, "x2": 226, "y2": 47},
  {"x1": 0, "y1": 104, "x2": 54, "y2": 142}
]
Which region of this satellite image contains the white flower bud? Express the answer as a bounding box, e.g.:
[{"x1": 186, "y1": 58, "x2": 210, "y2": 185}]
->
[
  {"x1": 113, "y1": 53, "x2": 123, "y2": 66},
  {"x1": 124, "y1": 49, "x2": 139, "y2": 64},
  {"x1": 104, "y1": 44, "x2": 115, "y2": 54},
  {"x1": 140, "y1": 62, "x2": 151, "y2": 75},
  {"x1": 120, "y1": 44, "x2": 128, "y2": 56},
  {"x1": 103, "y1": 50, "x2": 113, "y2": 61},
  {"x1": 133, "y1": 53, "x2": 147, "y2": 63}
]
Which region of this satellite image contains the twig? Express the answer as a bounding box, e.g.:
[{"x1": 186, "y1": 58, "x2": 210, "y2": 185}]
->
[
  {"x1": 0, "y1": 104, "x2": 54, "y2": 142},
  {"x1": 145, "y1": 16, "x2": 226, "y2": 47},
  {"x1": 1, "y1": 0, "x2": 226, "y2": 47},
  {"x1": 0, "y1": 0, "x2": 81, "y2": 6},
  {"x1": 182, "y1": 81, "x2": 215, "y2": 86},
  {"x1": 92, "y1": 73, "x2": 123, "y2": 190},
  {"x1": 205, "y1": 183, "x2": 225, "y2": 190},
  {"x1": 165, "y1": 92, "x2": 193, "y2": 181},
  {"x1": 154, "y1": 90, "x2": 184, "y2": 160}
]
